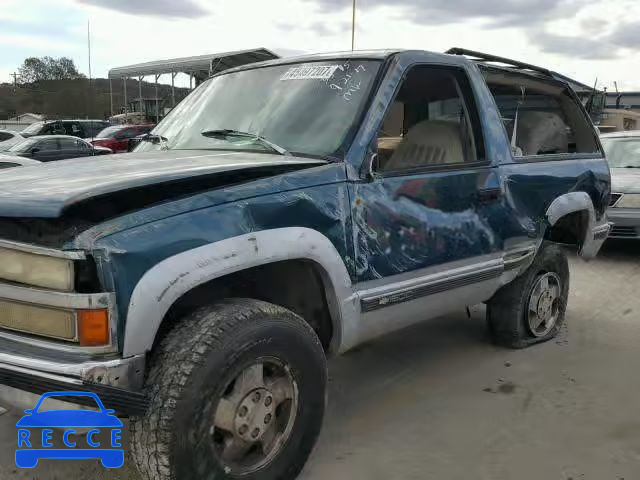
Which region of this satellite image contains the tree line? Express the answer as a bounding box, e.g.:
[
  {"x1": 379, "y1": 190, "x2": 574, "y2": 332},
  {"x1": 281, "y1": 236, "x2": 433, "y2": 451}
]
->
[{"x1": 17, "y1": 56, "x2": 85, "y2": 84}]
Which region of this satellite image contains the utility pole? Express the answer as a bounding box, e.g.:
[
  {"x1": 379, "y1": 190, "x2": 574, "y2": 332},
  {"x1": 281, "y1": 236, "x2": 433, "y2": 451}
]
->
[
  {"x1": 87, "y1": 20, "x2": 93, "y2": 119},
  {"x1": 351, "y1": 0, "x2": 357, "y2": 50},
  {"x1": 10, "y1": 72, "x2": 17, "y2": 91}
]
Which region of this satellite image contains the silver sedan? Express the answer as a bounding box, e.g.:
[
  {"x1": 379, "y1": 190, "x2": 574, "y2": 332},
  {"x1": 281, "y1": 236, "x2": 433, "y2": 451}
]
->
[{"x1": 601, "y1": 131, "x2": 640, "y2": 239}]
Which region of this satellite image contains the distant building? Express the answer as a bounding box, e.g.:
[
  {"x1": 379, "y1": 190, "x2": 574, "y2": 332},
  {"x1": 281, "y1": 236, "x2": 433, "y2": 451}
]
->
[
  {"x1": 8, "y1": 113, "x2": 44, "y2": 124},
  {"x1": 605, "y1": 92, "x2": 640, "y2": 112},
  {"x1": 128, "y1": 97, "x2": 162, "y2": 120}
]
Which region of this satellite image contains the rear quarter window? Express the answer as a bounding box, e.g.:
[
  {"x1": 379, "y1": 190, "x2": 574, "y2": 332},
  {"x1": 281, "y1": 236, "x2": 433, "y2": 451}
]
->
[{"x1": 483, "y1": 69, "x2": 600, "y2": 159}]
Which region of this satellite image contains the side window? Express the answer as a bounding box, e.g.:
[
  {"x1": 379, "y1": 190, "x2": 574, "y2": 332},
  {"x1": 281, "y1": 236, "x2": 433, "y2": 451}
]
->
[
  {"x1": 0, "y1": 132, "x2": 13, "y2": 142},
  {"x1": 76, "y1": 139, "x2": 90, "y2": 150},
  {"x1": 39, "y1": 139, "x2": 60, "y2": 150},
  {"x1": 376, "y1": 66, "x2": 484, "y2": 173},
  {"x1": 0, "y1": 162, "x2": 19, "y2": 169},
  {"x1": 59, "y1": 137, "x2": 78, "y2": 150},
  {"x1": 121, "y1": 128, "x2": 138, "y2": 139},
  {"x1": 484, "y1": 73, "x2": 599, "y2": 157},
  {"x1": 50, "y1": 123, "x2": 65, "y2": 135},
  {"x1": 65, "y1": 122, "x2": 85, "y2": 137}
]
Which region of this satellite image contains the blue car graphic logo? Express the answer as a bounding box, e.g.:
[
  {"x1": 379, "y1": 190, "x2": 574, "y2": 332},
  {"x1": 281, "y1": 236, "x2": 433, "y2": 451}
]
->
[{"x1": 15, "y1": 391, "x2": 124, "y2": 469}]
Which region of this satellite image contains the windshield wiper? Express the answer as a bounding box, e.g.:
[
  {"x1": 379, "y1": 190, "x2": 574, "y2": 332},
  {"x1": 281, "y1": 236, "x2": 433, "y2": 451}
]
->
[{"x1": 201, "y1": 129, "x2": 290, "y2": 156}]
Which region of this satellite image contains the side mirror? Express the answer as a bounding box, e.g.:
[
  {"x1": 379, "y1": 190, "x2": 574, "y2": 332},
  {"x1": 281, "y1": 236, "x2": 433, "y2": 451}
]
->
[
  {"x1": 30, "y1": 147, "x2": 40, "y2": 154},
  {"x1": 363, "y1": 152, "x2": 379, "y2": 181}
]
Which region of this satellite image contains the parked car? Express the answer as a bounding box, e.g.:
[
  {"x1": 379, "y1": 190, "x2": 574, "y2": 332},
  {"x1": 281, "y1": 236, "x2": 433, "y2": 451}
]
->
[
  {"x1": 0, "y1": 155, "x2": 40, "y2": 169},
  {"x1": 0, "y1": 129, "x2": 24, "y2": 151},
  {"x1": 7, "y1": 135, "x2": 112, "y2": 162},
  {"x1": 0, "y1": 49, "x2": 611, "y2": 480},
  {"x1": 601, "y1": 130, "x2": 640, "y2": 239},
  {"x1": 20, "y1": 120, "x2": 109, "y2": 139},
  {"x1": 91, "y1": 124, "x2": 155, "y2": 153}
]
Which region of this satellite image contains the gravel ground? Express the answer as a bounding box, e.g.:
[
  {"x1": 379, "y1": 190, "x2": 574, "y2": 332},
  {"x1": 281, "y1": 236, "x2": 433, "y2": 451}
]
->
[{"x1": 1, "y1": 241, "x2": 638, "y2": 480}]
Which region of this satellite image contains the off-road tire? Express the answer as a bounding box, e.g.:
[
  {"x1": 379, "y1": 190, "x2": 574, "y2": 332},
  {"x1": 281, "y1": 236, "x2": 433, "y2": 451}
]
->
[
  {"x1": 487, "y1": 242, "x2": 570, "y2": 348},
  {"x1": 130, "y1": 298, "x2": 327, "y2": 480}
]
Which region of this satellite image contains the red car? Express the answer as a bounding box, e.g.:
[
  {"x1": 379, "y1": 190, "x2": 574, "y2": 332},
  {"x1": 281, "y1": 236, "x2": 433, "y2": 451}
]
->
[{"x1": 90, "y1": 125, "x2": 154, "y2": 153}]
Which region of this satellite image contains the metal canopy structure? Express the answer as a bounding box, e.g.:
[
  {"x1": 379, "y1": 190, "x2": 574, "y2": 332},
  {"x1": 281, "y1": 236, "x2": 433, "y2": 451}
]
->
[{"x1": 107, "y1": 48, "x2": 279, "y2": 123}]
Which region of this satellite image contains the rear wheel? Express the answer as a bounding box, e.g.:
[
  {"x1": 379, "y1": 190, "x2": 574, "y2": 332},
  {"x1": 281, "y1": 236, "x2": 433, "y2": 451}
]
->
[
  {"x1": 487, "y1": 242, "x2": 569, "y2": 348},
  {"x1": 131, "y1": 298, "x2": 327, "y2": 480}
]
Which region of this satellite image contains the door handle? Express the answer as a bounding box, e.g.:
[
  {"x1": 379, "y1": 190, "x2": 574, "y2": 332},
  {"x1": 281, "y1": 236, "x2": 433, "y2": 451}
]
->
[{"x1": 475, "y1": 188, "x2": 502, "y2": 203}]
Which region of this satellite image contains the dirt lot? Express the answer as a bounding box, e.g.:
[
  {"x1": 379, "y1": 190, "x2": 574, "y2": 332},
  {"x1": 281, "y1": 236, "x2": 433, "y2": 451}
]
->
[{"x1": 1, "y1": 242, "x2": 638, "y2": 480}]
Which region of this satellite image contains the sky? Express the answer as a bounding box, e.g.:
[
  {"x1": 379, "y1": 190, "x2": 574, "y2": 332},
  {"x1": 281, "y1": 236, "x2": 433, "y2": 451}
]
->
[{"x1": 1, "y1": 0, "x2": 639, "y2": 91}]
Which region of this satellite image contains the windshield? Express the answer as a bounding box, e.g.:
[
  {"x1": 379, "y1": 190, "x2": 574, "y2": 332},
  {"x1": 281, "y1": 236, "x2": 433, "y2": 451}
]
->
[
  {"x1": 135, "y1": 60, "x2": 381, "y2": 158},
  {"x1": 602, "y1": 137, "x2": 640, "y2": 168},
  {"x1": 96, "y1": 126, "x2": 125, "y2": 139},
  {"x1": 20, "y1": 122, "x2": 45, "y2": 135},
  {"x1": 7, "y1": 138, "x2": 38, "y2": 153}
]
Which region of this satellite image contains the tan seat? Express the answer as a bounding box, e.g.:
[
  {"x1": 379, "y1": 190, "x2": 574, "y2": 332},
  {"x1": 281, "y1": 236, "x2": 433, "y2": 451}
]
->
[
  {"x1": 385, "y1": 120, "x2": 464, "y2": 170},
  {"x1": 515, "y1": 111, "x2": 568, "y2": 156}
]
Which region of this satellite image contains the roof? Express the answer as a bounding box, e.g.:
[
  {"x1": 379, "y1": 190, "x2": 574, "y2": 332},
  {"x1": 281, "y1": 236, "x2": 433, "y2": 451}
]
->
[
  {"x1": 8, "y1": 113, "x2": 43, "y2": 121},
  {"x1": 29, "y1": 135, "x2": 87, "y2": 140},
  {"x1": 108, "y1": 48, "x2": 279, "y2": 79},
  {"x1": 219, "y1": 49, "x2": 403, "y2": 73},
  {"x1": 39, "y1": 119, "x2": 107, "y2": 124},
  {"x1": 550, "y1": 72, "x2": 595, "y2": 93},
  {"x1": 218, "y1": 49, "x2": 591, "y2": 93}
]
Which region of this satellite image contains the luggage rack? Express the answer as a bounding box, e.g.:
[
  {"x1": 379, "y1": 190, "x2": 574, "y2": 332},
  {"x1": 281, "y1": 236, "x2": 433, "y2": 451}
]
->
[{"x1": 446, "y1": 48, "x2": 553, "y2": 77}]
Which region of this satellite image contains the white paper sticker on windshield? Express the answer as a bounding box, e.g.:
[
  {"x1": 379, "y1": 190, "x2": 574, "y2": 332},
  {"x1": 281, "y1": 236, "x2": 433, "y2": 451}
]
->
[{"x1": 281, "y1": 65, "x2": 339, "y2": 81}]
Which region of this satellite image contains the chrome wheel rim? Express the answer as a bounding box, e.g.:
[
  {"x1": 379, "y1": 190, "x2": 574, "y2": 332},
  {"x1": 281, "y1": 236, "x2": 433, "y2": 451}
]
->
[
  {"x1": 211, "y1": 358, "x2": 298, "y2": 475},
  {"x1": 527, "y1": 272, "x2": 562, "y2": 337}
]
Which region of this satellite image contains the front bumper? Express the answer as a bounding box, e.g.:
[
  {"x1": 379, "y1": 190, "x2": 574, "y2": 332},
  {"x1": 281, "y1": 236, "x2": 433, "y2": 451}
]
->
[
  {"x1": 607, "y1": 209, "x2": 640, "y2": 239},
  {"x1": 0, "y1": 336, "x2": 147, "y2": 415}
]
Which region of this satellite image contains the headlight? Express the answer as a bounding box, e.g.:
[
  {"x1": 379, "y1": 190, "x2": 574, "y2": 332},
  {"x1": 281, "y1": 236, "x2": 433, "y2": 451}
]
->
[
  {"x1": 0, "y1": 246, "x2": 74, "y2": 291},
  {"x1": 0, "y1": 300, "x2": 76, "y2": 340},
  {"x1": 615, "y1": 193, "x2": 640, "y2": 209}
]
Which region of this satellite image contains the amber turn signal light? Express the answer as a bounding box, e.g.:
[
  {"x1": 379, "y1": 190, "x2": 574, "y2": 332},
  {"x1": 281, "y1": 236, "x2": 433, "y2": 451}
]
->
[{"x1": 77, "y1": 309, "x2": 110, "y2": 346}]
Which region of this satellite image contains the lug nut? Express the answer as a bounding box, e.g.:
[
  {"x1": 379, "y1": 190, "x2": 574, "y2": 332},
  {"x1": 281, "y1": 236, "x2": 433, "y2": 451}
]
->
[
  {"x1": 264, "y1": 414, "x2": 272, "y2": 424},
  {"x1": 253, "y1": 392, "x2": 261, "y2": 403},
  {"x1": 251, "y1": 428, "x2": 260, "y2": 438},
  {"x1": 265, "y1": 396, "x2": 273, "y2": 407},
  {"x1": 238, "y1": 406, "x2": 248, "y2": 417},
  {"x1": 239, "y1": 424, "x2": 248, "y2": 435}
]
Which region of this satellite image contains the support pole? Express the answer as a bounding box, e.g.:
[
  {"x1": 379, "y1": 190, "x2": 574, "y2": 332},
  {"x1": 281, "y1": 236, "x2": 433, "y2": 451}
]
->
[
  {"x1": 123, "y1": 78, "x2": 128, "y2": 122},
  {"x1": 109, "y1": 78, "x2": 113, "y2": 118},
  {"x1": 171, "y1": 72, "x2": 176, "y2": 107},
  {"x1": 138, "y1": 76, "x2": 144, "y2": 122},
  {"x1": 155, "y1": 74, "x2": 160, "y2": 124},
  {"x1": 351, "y1": 0, "x2": 356, "y2": 50}
]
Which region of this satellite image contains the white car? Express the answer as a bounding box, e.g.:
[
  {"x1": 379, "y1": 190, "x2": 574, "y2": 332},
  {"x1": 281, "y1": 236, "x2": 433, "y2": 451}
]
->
[
  {"x1": 0, "y1": 154, "x2": 40, "y2": 169},
  {"x1": 0, "y1": 130, "x2": 25, "y2": 151}
]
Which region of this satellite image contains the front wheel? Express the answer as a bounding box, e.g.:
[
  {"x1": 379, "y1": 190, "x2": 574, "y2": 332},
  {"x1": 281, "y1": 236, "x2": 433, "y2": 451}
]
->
[
  {"x1": 487, "y1": 242, "x2": 570, "y2": 348},
  {"x1": 131, "y1": 298, "x2": 327, "y2": 480}
]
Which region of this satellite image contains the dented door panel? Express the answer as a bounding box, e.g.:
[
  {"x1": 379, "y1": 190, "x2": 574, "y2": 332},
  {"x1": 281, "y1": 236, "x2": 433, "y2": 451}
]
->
[{"x1": 350, "y1": 168, "x2": 503, "y2": 282}]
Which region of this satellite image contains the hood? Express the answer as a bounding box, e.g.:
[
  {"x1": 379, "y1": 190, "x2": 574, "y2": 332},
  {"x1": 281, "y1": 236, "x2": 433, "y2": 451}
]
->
[
  {"x1": 0, "y1": 150, "x2": 325, "y2": 218},
  {"x1": 611, "y1": 168, "x2": 640, "y2": 194}
]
